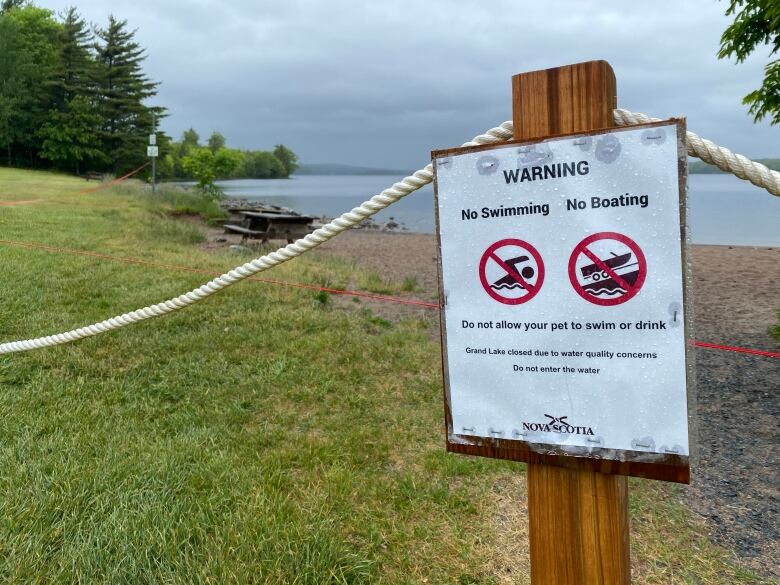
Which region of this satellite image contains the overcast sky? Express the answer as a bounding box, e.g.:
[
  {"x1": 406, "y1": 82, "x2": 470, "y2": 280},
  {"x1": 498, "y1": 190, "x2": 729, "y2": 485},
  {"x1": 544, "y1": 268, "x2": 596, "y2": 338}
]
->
[{"x1": 41, "y1": 0, "x2": 777, "y2": 168}]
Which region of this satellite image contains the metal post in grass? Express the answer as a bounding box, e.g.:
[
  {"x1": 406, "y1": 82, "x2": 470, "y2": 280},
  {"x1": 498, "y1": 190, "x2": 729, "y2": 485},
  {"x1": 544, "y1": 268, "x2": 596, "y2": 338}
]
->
[{"x1": 149, "y1": 113, "x2": 158, "y2": 194}]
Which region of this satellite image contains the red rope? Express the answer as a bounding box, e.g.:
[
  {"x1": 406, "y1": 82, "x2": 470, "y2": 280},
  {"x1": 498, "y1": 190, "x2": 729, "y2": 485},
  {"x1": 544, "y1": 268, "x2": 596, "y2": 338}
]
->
[
  {"x1": 0, "y1": 162, "x2": 149, "y2": 205},
  {"x1": 0, "y1": 237, "x2": 777, "y2": 359},
  {"x1": 690, "y1": 341, "x2": 780, "y2": 359},
  {"x1": 72, "y1": 163, "x2": 151, "y2": 196},
  {"x1": 0, "y1": 199, "x2": 39, "y2": 207}
]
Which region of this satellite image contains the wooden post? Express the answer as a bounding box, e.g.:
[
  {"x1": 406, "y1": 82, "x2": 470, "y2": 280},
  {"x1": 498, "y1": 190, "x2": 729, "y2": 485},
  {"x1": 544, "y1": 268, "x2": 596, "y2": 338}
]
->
[{"x1": 512, "y1": 61, "x2": 631, "y2": 585}]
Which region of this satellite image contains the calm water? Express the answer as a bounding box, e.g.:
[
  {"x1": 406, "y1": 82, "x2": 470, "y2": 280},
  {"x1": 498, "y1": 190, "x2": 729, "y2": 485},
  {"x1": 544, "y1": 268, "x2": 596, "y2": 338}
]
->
[{"x1": 215, "y1": 174, "x2": 779, "y2": 246}]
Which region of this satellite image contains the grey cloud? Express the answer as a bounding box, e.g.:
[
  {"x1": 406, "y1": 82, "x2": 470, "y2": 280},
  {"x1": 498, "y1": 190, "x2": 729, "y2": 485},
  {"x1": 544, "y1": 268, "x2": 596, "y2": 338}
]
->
[{"x1": 42, "y1": 0, "x2": 776, "y2": 167}]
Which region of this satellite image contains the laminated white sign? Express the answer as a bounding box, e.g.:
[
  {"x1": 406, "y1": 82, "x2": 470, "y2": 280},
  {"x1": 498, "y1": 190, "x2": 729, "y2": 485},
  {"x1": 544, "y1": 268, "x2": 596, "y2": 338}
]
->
[{"x1": 433, "y1": 120, "x2": 691, "y2": 481}]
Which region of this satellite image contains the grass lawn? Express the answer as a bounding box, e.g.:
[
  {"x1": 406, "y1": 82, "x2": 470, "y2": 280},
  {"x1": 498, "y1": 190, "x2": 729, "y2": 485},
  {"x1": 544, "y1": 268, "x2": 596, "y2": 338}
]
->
[{"x1": 0, "y1": 168, "x2": 768, "y2": 584}]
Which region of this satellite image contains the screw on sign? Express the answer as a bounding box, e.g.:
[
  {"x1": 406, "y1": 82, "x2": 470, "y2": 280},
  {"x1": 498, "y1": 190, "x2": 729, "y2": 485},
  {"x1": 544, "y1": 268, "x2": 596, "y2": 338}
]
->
[
  {"x1": 568, "y1": 232, "x2": 647, "y2": 306},
  {"x1": 478, "y1": 239, "x2": 545, "y2": 305}
]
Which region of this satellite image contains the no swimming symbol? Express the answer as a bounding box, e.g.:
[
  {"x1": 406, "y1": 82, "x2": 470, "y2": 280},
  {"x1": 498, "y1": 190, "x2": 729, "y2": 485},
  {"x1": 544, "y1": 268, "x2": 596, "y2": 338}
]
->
[{"x1": 478, "y1": 239, "x2": 545, "y2": 305}]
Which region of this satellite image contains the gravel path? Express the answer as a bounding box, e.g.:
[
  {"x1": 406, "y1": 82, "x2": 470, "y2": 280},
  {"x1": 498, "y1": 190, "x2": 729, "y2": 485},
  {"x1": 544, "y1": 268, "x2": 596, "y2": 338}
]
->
[
  {"x1": 686, "y1": 246, "x2": 779, "y2": 579},
  {"x1": 315, "y1": 233, "x2": 780, "y2": 579}
]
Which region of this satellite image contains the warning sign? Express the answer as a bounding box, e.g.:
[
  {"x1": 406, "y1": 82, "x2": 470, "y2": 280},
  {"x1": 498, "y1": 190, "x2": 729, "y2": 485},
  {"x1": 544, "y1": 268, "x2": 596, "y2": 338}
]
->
[
  {"x1": 432, "y1": 120, "x2": 691, "y2": 482},
  {"x1": 479, "y1": 239, "x2": 544, "y2": 305},
  {"x1": 568, "y1": 232, "x2": 647, "y2": 306}
]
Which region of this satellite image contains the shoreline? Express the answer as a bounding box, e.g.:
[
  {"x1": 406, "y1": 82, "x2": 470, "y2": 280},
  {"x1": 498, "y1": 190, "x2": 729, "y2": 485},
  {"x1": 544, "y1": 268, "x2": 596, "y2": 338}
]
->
[{"x1": 210, "y1": 168, "x2": 780, "y2": 247}]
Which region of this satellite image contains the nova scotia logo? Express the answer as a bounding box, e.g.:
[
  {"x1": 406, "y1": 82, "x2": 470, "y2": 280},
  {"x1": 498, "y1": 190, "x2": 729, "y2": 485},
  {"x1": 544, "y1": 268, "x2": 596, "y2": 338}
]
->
[
  {"x1": 522, "y1": 414, "x2": 594, "y2": 435},
  {"x1": 544, "y1": 414, "x2": 569, "y2": 426}
]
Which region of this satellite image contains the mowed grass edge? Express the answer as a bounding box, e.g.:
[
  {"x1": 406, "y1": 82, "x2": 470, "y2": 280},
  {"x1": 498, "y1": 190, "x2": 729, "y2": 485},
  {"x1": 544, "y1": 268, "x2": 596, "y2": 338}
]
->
[{"x1": 0, "y1": 168, "x2": 769, "y2": 584}]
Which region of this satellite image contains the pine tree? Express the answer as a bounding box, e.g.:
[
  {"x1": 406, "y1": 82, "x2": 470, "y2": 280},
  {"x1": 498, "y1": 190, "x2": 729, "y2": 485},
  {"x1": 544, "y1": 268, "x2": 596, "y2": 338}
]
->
[
  {"x1": 93, "y1": 15, "x2": 162, "y2": 173},
  {"x1": 31, "y1": 7, "x2": 103, "y2": 173},
  {"x1": 52, "y1": 7, "x2": 93, "y2": 110}
]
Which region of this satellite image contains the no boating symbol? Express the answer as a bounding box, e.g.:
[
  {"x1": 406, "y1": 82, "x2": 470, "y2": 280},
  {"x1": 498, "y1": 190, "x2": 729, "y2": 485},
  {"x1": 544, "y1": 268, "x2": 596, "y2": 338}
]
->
[
  {"x1": 568, "y1": 232, "x2": 647, "y2": 306},
  {"x1": 479, "y1": 239, "x2": 545, "y2": 305}
]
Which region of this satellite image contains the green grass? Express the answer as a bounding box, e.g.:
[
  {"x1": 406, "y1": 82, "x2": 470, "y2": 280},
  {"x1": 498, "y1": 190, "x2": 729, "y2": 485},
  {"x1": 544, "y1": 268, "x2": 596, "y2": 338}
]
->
[
  {"x1": 0, "y1": 168, "x2": 769, "y2": 584},
  {"x1": 359, "y1": 271, "x2": 401, "y2": 295},
  {"x1": 143, "y1": 184, "x2": 227, "y2": 224},
  {"x1": 400, "y1": 276, "x2": 420, "y2": 293}
]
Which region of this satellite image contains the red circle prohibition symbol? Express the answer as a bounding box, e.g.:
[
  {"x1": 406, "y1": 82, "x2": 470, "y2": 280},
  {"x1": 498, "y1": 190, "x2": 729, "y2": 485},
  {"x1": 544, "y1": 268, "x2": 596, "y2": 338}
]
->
[
  {"x1": 479, "y1": 239, "x2": 545, "y2": 305},
  {"x1": 568, "y1": 231, "x2": 647, "y2": 306}
]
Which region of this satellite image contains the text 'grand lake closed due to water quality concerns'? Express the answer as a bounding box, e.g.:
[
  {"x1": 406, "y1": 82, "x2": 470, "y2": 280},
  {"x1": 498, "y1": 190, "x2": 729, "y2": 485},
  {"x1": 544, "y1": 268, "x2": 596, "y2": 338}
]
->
[{"x1": 433, "y1": 120, "x2": 691, "y2": 475}]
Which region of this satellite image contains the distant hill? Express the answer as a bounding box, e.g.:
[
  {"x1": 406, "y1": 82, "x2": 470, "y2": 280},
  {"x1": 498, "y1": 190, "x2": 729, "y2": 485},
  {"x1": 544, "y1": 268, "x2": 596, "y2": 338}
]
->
[
  {"x1": 300, "y1": 160, "x2": 780, "y2": 176},
  {"x1": 295, "y1": 163, "x2": 411, "y2": 176},
  {"x1": 689, "y1": 158, "x2": 780, "y2": 174}
]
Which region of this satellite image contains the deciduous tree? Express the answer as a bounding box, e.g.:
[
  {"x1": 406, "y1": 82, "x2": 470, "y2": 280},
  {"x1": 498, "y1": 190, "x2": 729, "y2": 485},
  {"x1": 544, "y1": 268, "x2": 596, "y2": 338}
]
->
[
  {"x1": 273, "y1": 144, "x2": 298, "y2": 177},
  {"x1": 182, "y1": 147, "x2": 243, "y2": 198},
  {"x1": 719, "y1": 0, "x2": 780, "y2": 124},
  {"x1": 0, "y1": 15, "x2": 26, "y2": 165},
  {"x1": 181, "y1": 128, "x2": 200, "y2": 150},
  {"x1": 0, "y1": 5, "x2": 61, "y2": 165},
  {"x1": 0, "y1": 0, "x2": 25, "y2": 14},
  {"x1": 207, "y1": 131, "x2": 225, "y2": 153},
  {"x1": 245, "y1": 151, "x2": 285, "y2": 179},
  {"x1": 38, "y1": 95, "x2": 106, "y2": 174}
]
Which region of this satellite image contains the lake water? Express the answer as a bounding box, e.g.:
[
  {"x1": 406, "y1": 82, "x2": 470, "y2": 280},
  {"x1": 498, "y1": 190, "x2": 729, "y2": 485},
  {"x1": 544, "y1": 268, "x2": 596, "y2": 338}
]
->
[{"x1": 214, "y1": 174, "x2": 779, "y2": 246}]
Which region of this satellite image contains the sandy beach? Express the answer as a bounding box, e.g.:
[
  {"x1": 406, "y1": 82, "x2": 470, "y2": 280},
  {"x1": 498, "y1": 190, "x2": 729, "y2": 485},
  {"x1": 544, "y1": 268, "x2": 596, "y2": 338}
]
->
[{"x1": 311, "y1": 231, "x2": 780, "y2": 578}]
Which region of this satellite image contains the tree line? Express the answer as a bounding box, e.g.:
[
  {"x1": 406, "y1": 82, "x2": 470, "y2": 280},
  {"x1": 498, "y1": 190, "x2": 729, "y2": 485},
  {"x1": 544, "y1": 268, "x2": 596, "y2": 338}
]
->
[
  {"x1": 689, "y1": 158, "x2": 780, "y2": 173},
  {"x1": 164, "y1": 129, "x2": 298, "y2": 190},
  {"x1": 0, "y1": 2, "x2": 161, "y2": 175},
  {"x1": 0, "y1": 1, "x2": 298, "y2": 184}
]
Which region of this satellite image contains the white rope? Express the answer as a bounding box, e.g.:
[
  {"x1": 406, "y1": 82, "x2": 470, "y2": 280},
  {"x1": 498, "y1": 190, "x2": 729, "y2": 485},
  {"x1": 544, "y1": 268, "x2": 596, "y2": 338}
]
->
[
  {"x1": 614, "y1": 109, "x2": 780, "y2": 196},
  {"x1": 1, "y1": 110, "x2": 777, "y2": 355},
  {"x1": 0, "y1": 122, "x2": 514, "y2": 354}
]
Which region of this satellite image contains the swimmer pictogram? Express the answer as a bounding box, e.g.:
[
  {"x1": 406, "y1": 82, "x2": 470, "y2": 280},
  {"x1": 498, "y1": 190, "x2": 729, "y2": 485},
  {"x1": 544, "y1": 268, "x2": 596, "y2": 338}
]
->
[{"x1": 478, "y1": 239, "x2": 545, "y2": 305}]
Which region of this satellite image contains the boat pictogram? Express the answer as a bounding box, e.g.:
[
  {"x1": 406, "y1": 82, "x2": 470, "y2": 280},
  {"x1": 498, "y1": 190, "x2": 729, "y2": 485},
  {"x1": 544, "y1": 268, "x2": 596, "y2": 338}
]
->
[
  {"x1": 579, "y1": 251, "x2": 640, "y2": 295},
  {"x1": 568, "y1": 232, "x2": 647, "y2": 306}
]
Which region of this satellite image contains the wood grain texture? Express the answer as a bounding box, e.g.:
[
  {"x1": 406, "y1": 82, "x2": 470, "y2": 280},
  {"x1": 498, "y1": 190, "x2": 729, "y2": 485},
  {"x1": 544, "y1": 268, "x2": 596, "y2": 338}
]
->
[
  {"x1": 512, "y1": 60, "x2": 631, "y2": 585},
  {"x1": 528, "y1": 465, "x2": 630, "y2": 585},
  {"x1": 512, "y1": 60, "x2": 617, "y2": 141}
]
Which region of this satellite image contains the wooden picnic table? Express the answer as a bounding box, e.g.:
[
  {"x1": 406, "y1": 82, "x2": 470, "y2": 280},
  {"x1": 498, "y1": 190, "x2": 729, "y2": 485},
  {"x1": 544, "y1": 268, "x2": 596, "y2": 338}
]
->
[{"x1": 223, "y1": 209, "x2": 314, "y2": 243}]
